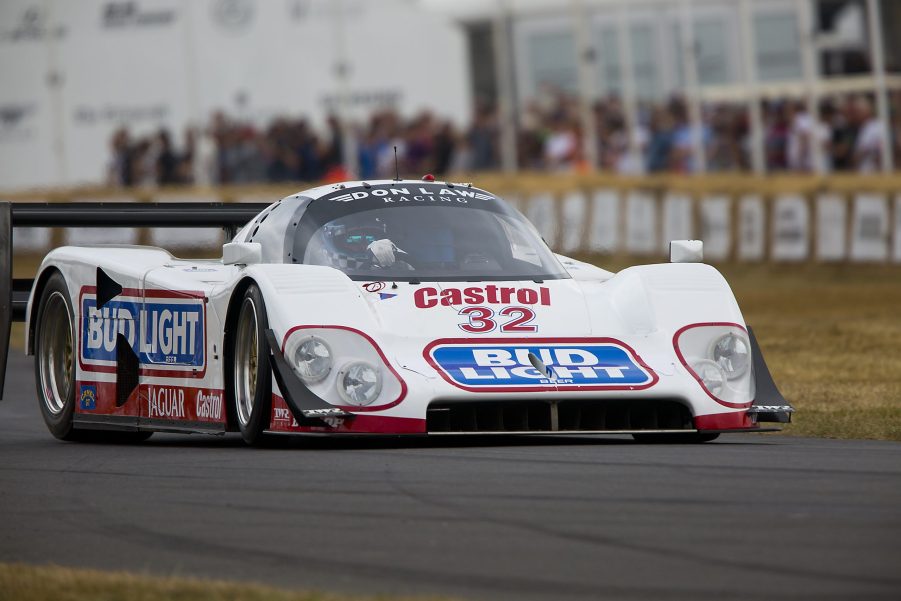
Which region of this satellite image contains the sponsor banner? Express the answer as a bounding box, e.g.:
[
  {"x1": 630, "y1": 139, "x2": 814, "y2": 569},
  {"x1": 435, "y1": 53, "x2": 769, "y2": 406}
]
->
[
  {"x1": 142, "y1": 384, "x2": 224, "y2": 422},
  {"x1": 661, "y1": 193, "x2": 693, "y2": 254},
  {"x1": 588, "y1": 189, "x2": 620, "y2": 253},
  {"x1": 320, "y1": 90, "x2": 402, "y2": 112},
  {"x1": 324, "y1": 184, "x2": 489, "y2": 204},
  {"x1": 0, "y1": 6, "x2": 66, "y2": 43},
  {"x1": 0, "y1": 102, "x2": 38, "y2": 143},
  {"x1": 625, "y1": 191, "x2": 656, "y2": 255},
  {"x1": 425, "y1": 338, "x2": 656, "y2": 392},
  {"x1": 100, "y1": 1, "x2": 177, "y2": 30},
  {"x1": 526, "y1": 193, "x2": 558, "y2": 249},
  {"x1": 737, "y1": 195, "x2": 765, "y2": 261},
  {"x1": 849, "y1": 193, "x2": 889, "y2": 262},
  {"x1": 816, "y1": 193, "x2": 847, "y2": 261},
  {"x1": 771, "y1": 194, "x2": 809, "y2": 261},
  {"x1": 700, "y1": 195, "x2": 731, "y2": 261},
  {"x1": 560, "y1": 191, "x2": 587, "y2": 253},
  {"x1": 79, "y1": 290, "x2": 205, "y2": 374}
]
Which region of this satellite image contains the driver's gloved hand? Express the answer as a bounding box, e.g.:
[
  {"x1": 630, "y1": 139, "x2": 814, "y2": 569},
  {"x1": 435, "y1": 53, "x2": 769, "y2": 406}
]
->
[{"x1": 367, "y1": 239, "x2": 405, "y2": 267}]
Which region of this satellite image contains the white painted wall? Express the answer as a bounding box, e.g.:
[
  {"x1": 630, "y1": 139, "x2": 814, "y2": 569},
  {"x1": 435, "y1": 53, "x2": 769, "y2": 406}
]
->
[{"x1": 0, "y1": 0, "x2": 470, "y2": 189}]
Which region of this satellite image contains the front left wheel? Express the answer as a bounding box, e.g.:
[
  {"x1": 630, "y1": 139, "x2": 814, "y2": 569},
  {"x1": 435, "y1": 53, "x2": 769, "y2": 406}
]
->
[{"x1": 228, "y1": 284, "x2": 272, "y2": 445}]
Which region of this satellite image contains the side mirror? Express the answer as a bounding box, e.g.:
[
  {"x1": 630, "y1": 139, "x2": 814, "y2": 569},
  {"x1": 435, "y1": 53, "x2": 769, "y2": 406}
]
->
[
  {"x1": 669, "y1": 240, "x2": 703, "y2": 263},
  {"x1": 222, "y1": 242, "x2": 262, "y2": 266}
]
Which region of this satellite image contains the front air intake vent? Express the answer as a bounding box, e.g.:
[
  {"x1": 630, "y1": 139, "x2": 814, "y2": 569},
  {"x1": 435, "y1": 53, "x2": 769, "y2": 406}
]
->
[{"x1": 426, "y1": 399, "x2": 692, "y2": 433}]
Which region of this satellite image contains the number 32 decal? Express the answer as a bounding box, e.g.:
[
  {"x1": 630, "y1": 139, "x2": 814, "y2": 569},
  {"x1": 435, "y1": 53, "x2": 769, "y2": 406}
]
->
[{"x1": 458, "y1": 306, "x2": 537, "y2": 333}]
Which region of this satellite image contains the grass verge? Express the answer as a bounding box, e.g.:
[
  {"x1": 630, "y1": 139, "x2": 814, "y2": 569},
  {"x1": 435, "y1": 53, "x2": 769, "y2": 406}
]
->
[{"x1": 0, "y1": 563, "x2": 450, "y2": 601}]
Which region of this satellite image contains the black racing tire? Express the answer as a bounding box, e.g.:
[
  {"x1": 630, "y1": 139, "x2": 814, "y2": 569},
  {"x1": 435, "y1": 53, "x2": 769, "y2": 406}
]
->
[
  {"x1": 33, "y1": 272, "x2": 78, "y2": 440},
  {"x1": 632, "y1": 432, "x2": 721, "y2": 444},
  {"x1": 227, "y1": 284, "x2": 272, "y2": 446}
]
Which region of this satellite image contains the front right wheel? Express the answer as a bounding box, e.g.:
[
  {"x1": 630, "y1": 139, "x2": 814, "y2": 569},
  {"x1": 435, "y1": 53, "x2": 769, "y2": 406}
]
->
[{"x1": 228, "y1": 284, "x2": 272, "y2": 445}]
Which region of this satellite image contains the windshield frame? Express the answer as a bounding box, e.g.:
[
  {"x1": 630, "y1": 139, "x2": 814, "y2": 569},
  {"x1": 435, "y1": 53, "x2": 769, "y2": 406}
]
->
[{"x1": 288, "y1": 183, "x2": 569, "y2": 283}]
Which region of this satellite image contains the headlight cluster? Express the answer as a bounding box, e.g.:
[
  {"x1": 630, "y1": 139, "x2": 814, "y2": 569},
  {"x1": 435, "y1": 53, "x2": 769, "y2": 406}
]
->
[
  {"x1": 287, "y1": 330, "x2": 392, "y2": 408},
  {"x1": 674, "y1": 324, "x2": 754, "y2": 406}
]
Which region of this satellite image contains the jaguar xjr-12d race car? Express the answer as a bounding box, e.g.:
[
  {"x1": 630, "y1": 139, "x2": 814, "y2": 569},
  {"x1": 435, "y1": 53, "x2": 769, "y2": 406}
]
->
[{"x1": 0, "y1": 180, "x2": 792, "y2": 444}]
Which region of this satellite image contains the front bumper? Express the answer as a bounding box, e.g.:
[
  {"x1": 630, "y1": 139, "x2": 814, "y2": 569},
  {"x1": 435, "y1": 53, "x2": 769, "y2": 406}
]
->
[{"x1": 264, "y1": 326, "x2": 793, "y2": 436}]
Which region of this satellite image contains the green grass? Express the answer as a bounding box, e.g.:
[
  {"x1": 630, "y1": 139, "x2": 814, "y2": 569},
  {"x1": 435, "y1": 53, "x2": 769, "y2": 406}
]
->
[
  {"x1": 0, "y1": 563, "x2": 453, "y2": 601},
  {"x1": 721, "y1": 263, "x2": 901, "y2": 441}
]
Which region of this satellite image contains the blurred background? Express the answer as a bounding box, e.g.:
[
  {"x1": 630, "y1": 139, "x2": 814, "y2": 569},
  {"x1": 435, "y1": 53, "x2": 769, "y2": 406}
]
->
[{"x1": 1, "y1": 0, "x2": 900, "y2": 263}]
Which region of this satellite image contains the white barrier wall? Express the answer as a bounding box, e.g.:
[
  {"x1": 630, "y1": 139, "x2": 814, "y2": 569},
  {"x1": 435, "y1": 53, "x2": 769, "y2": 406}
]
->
[
  {"x1": 661, "y1": 193, "x2": 693, "y2": 254},
  {"x1": 625, "y1": 192, "x2": 656, "y2": 255},
  {"x1": 894, "y1": 195, "x2": 901, "y2": 262},
  {"x1": 816, "y1": 193, "x2": 847, "y2": 261},
  {"x1": 771, "y1": 194, "x2": 810, "y2": 261},
  {"x1": 850, "y1": 194, "x2": 890, "y2": 262},
  {"x1": 737, "y1": 195, "x2": 765, "y2": 261},
  {"x1": 588, "y1": 189, "x2": 619, "y2": 253},
  {"x1": 0, "y1": 0, "x2": 469, "y2": 190}
]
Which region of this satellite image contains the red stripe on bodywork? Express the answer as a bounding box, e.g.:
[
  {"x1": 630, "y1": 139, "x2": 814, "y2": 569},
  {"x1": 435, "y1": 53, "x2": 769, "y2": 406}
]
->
[{"x1": 694, "y1": 411, "x2": 756, "y2": 430}]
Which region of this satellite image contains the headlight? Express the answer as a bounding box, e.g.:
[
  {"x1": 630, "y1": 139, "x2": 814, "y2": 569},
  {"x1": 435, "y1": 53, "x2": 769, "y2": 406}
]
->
[
  {"x1": 691, "y1": 359, "x2": 726, "y2": 396},
  {"x1": 337, "y1": 362, "x2": 382, "y2": 406},
  {"x1": 292, "y1": 336, "x2": 332, "y2": 383},
  {"x1": 710, "y1": 333, "x2": 750, "y2": 379}
]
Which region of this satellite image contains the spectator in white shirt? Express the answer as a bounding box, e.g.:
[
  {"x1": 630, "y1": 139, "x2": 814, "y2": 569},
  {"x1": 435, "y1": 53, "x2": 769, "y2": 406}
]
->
[{"x1": 853, "y1": 96, "x2": 886, "y2": 173}]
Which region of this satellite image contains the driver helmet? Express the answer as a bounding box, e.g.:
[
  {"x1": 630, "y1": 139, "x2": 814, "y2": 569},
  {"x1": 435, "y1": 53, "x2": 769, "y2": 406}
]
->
[{"x1": 320, "y1": 220, "x2": 387, "y2": 269}]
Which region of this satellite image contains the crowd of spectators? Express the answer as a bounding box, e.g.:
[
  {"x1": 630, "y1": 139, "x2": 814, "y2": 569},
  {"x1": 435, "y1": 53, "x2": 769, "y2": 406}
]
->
[{"x1": 107, "y1": 89, "x2": 901, "y2": 187}]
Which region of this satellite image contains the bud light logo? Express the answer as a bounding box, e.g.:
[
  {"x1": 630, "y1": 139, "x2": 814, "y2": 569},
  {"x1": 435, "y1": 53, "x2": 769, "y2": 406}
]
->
[
  {"x1": 426, "y1": 340, "x2": 655, "y2": 391},
  {"x1": 80, "y1": 295, "x2": 204, "y2": 368}
]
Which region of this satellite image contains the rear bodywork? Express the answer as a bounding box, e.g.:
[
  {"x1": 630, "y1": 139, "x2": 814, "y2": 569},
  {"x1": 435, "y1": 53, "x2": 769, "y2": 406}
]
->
[{"x1": 0, "y1": 186, "x2": 792, "y2": 437}]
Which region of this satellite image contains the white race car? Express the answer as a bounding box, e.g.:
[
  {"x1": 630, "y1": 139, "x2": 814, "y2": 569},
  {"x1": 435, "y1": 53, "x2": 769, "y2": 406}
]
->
[{"x1": 0, "y1": 180, "x2": 792, "y2": 444}]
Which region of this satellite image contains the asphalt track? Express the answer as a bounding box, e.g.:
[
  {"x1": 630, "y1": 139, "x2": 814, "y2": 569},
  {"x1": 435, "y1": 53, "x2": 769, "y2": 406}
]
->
[{"x1": 1, "y1": 350, "x2": 900, "y2": 601}]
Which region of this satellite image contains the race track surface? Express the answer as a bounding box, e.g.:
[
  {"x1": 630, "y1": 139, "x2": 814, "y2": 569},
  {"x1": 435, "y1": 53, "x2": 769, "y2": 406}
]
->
[{"x1": 1, "y1": 350, "x2": 899, "y2": 601}]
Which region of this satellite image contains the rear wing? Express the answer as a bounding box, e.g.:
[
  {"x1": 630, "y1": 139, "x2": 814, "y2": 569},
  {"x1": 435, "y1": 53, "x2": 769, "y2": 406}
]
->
[{"x1": 0, "y1": 200, "x2": 270, "y2": 400}]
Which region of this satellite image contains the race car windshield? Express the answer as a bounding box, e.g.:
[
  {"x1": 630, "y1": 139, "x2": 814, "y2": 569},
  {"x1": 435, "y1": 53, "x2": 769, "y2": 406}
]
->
[{"x1": 294, "y1": 188, "x2": 568, "y2": 282}]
